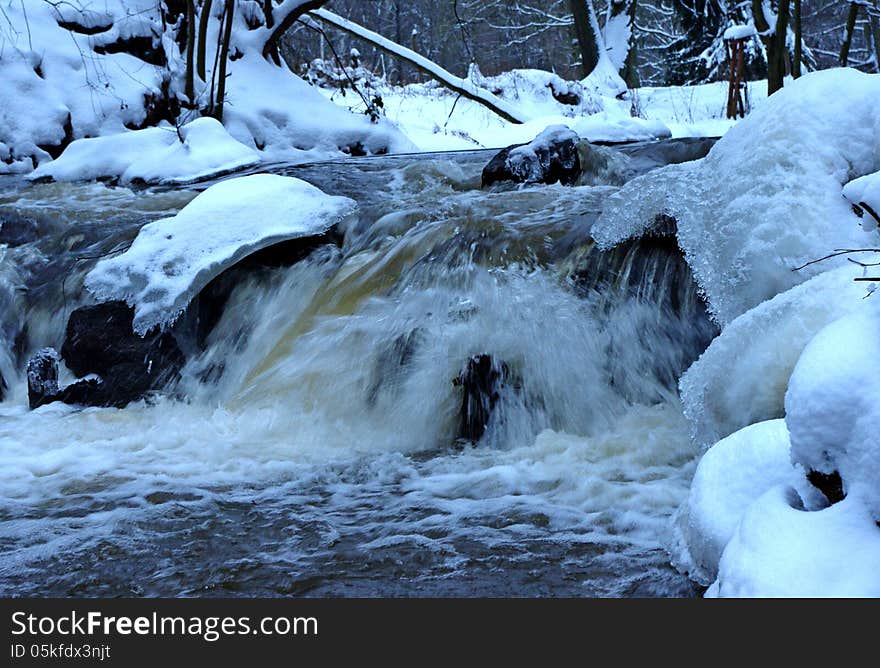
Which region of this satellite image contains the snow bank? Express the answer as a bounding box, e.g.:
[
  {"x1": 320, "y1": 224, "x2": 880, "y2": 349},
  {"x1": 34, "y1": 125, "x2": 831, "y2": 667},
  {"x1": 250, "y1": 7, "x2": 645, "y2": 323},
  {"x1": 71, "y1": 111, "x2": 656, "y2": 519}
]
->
[
  {"x1": 30, "y1": 118, "x2": 259, "y2": 185},
  {"x1": 680, "y1": 265, "x2": 868, "y2": 447},
  {"x1": 592, "y1": 69, "x2": 880, "y2": 326},
  {"x1": 567, "y1": 113, "x2": 671, "y2": 144},
  {"x1": 786, "y1": 308, "x2": 880, "y2": 518},
  {"x1": 669, "y1": 419, "x2": 812, "y2": 584},
  {"x1": 0, "y1": 1, "x2": 168, "y2": 169},
  {"x1": 221, "y1": 54, "x2": 416, "y2": 162},
  {"x1": 708, "y1": 489, "x2": 880, "y2": 597},
  {"x1": 85, "y1": 174, "x2": 356, "y2": 334},
  {"x1": 0, "y1": 2, "x2": 414, "y2": 172}
]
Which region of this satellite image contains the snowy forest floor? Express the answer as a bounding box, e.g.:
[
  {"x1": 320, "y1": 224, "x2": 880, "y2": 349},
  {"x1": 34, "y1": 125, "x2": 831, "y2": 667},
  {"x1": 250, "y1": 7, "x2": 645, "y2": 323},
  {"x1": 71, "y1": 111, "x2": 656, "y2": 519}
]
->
[{"x1": 319, "y1": 76, "x2": 768, "y2": 152}]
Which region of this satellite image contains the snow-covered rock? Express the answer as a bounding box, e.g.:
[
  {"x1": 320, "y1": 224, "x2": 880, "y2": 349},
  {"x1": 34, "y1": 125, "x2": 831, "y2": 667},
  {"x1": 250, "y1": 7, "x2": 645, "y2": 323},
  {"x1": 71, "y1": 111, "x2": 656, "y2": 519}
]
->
[
  {"x1": 30, "y1": 118, "x2": 260, "y2": 185},
  {"x1": 669, "y1": 419, "x2": 815, "y2": 584},
  {"x1": 680, "y1": 265, "x2": 868, "y2": 447},
  {"x1": 785, "y1": 307, "x2": 880, "y2": 519},
  {"x1": 592, "y1": 68, "x2": 880, "y2": 326},
  {"x1": 482, "y1": 125, "x2": 581, "y2": 187},
  {"x1": 85, "y1": 174, "x2": 357, "y2": 334},
  {"x1": 843, "y1": 171, "x2": 880, "y2": 231},
  {"x1": 708, "y1": 488, "x2": 880, "y2": 597}
]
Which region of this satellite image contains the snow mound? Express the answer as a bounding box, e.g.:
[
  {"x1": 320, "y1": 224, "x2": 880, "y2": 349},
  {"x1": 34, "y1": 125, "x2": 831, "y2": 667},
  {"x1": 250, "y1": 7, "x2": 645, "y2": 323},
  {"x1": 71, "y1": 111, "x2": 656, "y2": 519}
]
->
[
  {"x1": 85, "y1": 174, "x2": 356, "y2": 334},
  {"x1": 591, "y1": 69, "x2": 880, "y2": 326},
  {"x1": 30, "y1": 118, "x2": 260, "y2": 185},
  {"x1": 680, "y1": 265, "x2": 868, "y2": 447},
  {"x1": 568, "y1": 114, "x2": 671, "y2": 144},
  {"x1": 669, "y1": 419, "x2": 812, "y2": 584},
  {"x1": 0, "y1": 1, "x2": 168, "y2": 168},
  {"x1": 786, "y1": 307, "x2": 880, "y2": 518},
  {"x1": 843, "y1": 171, "x2": 880, "y2": 231},
  {"x1": 221, "y1": 54, "x2": 416, "y2": 162},
  {"x1": 708, "y1": 489, "x2": 880, "y2": 597}
]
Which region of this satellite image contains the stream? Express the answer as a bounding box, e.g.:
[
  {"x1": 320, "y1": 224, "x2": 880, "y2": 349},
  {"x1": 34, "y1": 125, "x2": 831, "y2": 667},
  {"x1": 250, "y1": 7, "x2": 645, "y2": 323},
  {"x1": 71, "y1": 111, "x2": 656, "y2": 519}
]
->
[{"x1": 0, "y1": 139, "x2": 717, "y2": 597}]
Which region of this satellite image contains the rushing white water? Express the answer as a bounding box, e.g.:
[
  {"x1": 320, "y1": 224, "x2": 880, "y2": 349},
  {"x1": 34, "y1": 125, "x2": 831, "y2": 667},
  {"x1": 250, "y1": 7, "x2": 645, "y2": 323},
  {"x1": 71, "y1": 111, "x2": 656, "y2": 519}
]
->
[{"x1": 0, "y1": 145, "x2": 714, "y2": 596}]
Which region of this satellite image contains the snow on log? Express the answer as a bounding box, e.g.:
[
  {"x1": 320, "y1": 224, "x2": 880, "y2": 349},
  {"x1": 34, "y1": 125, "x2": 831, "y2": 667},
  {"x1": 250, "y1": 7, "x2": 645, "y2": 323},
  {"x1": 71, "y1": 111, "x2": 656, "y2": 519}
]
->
[
  {"x1": 307, "y1": 9, "x2": 529, "y2": 125},
  {"x1": 85, "y1": 174, "x2": 357, "y2": 334}
]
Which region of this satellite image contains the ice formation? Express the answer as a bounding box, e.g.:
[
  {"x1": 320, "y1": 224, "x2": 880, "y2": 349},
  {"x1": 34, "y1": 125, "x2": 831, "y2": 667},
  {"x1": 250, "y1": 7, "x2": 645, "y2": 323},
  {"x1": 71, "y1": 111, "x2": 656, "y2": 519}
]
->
[{"x1": 592, "y1": 69, "x2": 880, "y2": 326}]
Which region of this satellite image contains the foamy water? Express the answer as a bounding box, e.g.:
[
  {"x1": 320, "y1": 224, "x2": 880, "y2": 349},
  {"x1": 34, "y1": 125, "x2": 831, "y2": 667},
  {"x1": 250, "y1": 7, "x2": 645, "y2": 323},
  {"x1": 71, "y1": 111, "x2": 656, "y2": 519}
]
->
[{"x1": 0, "y1": 145, "x2": 713, "y2": 596}]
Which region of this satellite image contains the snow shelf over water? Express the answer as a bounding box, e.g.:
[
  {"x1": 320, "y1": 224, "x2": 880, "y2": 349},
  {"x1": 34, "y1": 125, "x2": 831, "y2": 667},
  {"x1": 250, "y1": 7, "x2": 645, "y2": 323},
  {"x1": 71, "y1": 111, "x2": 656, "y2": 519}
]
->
[
  {"x1": 30, "y1": 118, "x2": 260, "y2": 185},
  {"x1": 85, "y1": 174, "x2": 356, "y2": 334}
]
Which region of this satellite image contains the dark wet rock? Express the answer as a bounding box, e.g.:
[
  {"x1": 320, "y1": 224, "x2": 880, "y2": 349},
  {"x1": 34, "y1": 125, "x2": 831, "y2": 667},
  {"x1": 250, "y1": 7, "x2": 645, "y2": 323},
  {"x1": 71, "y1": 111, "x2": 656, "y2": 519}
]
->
[
  {"x1": 482, "y1": 126, "x2": 581, "y2": 187},
  {"x1": 548, "y1": 81, "x2": 580, "y2": 106},
  {"x1": 27, "y1": 348, "x2": 60, "y2": 409},
  {"x1": 186, "y1": 226, "x2": 343, "y2": 348},
  {"x1": 807, "y1": 469, "x2": 845, "y2": 505},
  {"x1": 57, "y1": 301, "x2": 185, "y2": 407},
  {"x1": 453, "y1": 354, "x2": 510, "y2": 443},
  {"x1": 366, "y1": 329, "x2": 424, "y2": 406}
]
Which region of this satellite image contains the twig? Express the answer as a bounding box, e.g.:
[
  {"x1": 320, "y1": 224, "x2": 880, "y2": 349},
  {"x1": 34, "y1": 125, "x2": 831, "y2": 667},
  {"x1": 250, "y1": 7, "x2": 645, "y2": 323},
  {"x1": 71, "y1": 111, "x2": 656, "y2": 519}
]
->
[{"x1": 791, "y1": 248, "x2": 880, "y2": 271}]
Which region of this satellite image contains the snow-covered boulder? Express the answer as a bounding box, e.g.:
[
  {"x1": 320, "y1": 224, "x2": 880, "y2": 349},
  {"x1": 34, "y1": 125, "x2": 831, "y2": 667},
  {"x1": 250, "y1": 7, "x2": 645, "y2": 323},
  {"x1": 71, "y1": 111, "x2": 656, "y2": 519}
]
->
[
  {"x1": 785, "y1": 308, "x2": 880, "y2": 519},
  {"x1": 481, "y1": 125, "x2": 581, "y2": 187},
  {"x1": 592, "y1": 68, "x2": 880, "y2": 326},
  {"x1": 708, "y1": 488, "x2": 880, "y2": 597},
  {"x1": 680, "y1": 265, "x2": 868, "y2": 447},
  {"x1": 843, "y1": 171, "x2": 880, "y2": 231},
  {"x1": 85, "y1": 174, "x2": 357, "y2": 334},
  {"x1": 669, "y1": 419, "x2": 816, "y2": 584},
  {"x1": 30, "y1": 118, "x2": 260, "y2": 185}
]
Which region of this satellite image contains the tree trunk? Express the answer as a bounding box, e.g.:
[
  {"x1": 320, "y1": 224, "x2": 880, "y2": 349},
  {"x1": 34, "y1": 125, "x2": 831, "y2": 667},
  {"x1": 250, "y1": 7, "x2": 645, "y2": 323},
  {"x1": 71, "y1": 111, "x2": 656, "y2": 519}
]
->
[
  {"x1": 569, "y1": 0, "x2": 602, "y2": 78},
  {"x1": 196, "y1": 0, "x2": 214, "y2": 81},
  {"x1": 262, "y1": 0, "x2": 275, "y2": 29},
  {"x1": 870, "y1": 11, "x2": 880, "y2": 72},
  {"x1": 214, "y1": 0, "x2": 235, "y2": 122},
  {"x1": 261, "y1": 0, "x2": 332, "y2": 62},
  {"x1": 793, "y1": 0, "x2": 802, "y2": 78},
  {"x1": 185, "y1": 0, "x2": 196, "y2": 104},
  {"x1": 840, "y1": 2, "x2": 860, "y2": 66},
  {"x1": 754, "y1": 0, "x2": 790, "y2": 95},
  {"x1": 623, "y1": 0, "x2": 640, "y2": 88}
]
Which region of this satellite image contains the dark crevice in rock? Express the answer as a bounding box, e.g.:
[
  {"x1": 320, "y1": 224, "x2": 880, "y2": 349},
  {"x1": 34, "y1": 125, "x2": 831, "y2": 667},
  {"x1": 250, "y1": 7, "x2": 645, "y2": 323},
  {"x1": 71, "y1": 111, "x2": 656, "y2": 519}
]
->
[
  {"x1": 37, "y1": 114, "x2": 74, "y2": 160},
  {"x1": 94, "y1": 36, "x2": 166, "y2": 67},
  {"x1": 807, "y1": 469, "x2": 845, "y2": 505},
  {"x1": 56, "y1": 20, "x2": 113, "y2": 35},
  {"x1": 453, "y1": 354, "x2": 510, "y2": 444}
]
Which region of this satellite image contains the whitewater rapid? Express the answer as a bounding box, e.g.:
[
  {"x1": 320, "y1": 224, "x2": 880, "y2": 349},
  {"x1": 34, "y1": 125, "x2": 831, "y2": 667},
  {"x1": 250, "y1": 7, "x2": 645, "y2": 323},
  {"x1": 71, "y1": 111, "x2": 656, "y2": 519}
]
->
[{"x1": 0, "y1": 145, "x2": 713, "y2": 596}]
